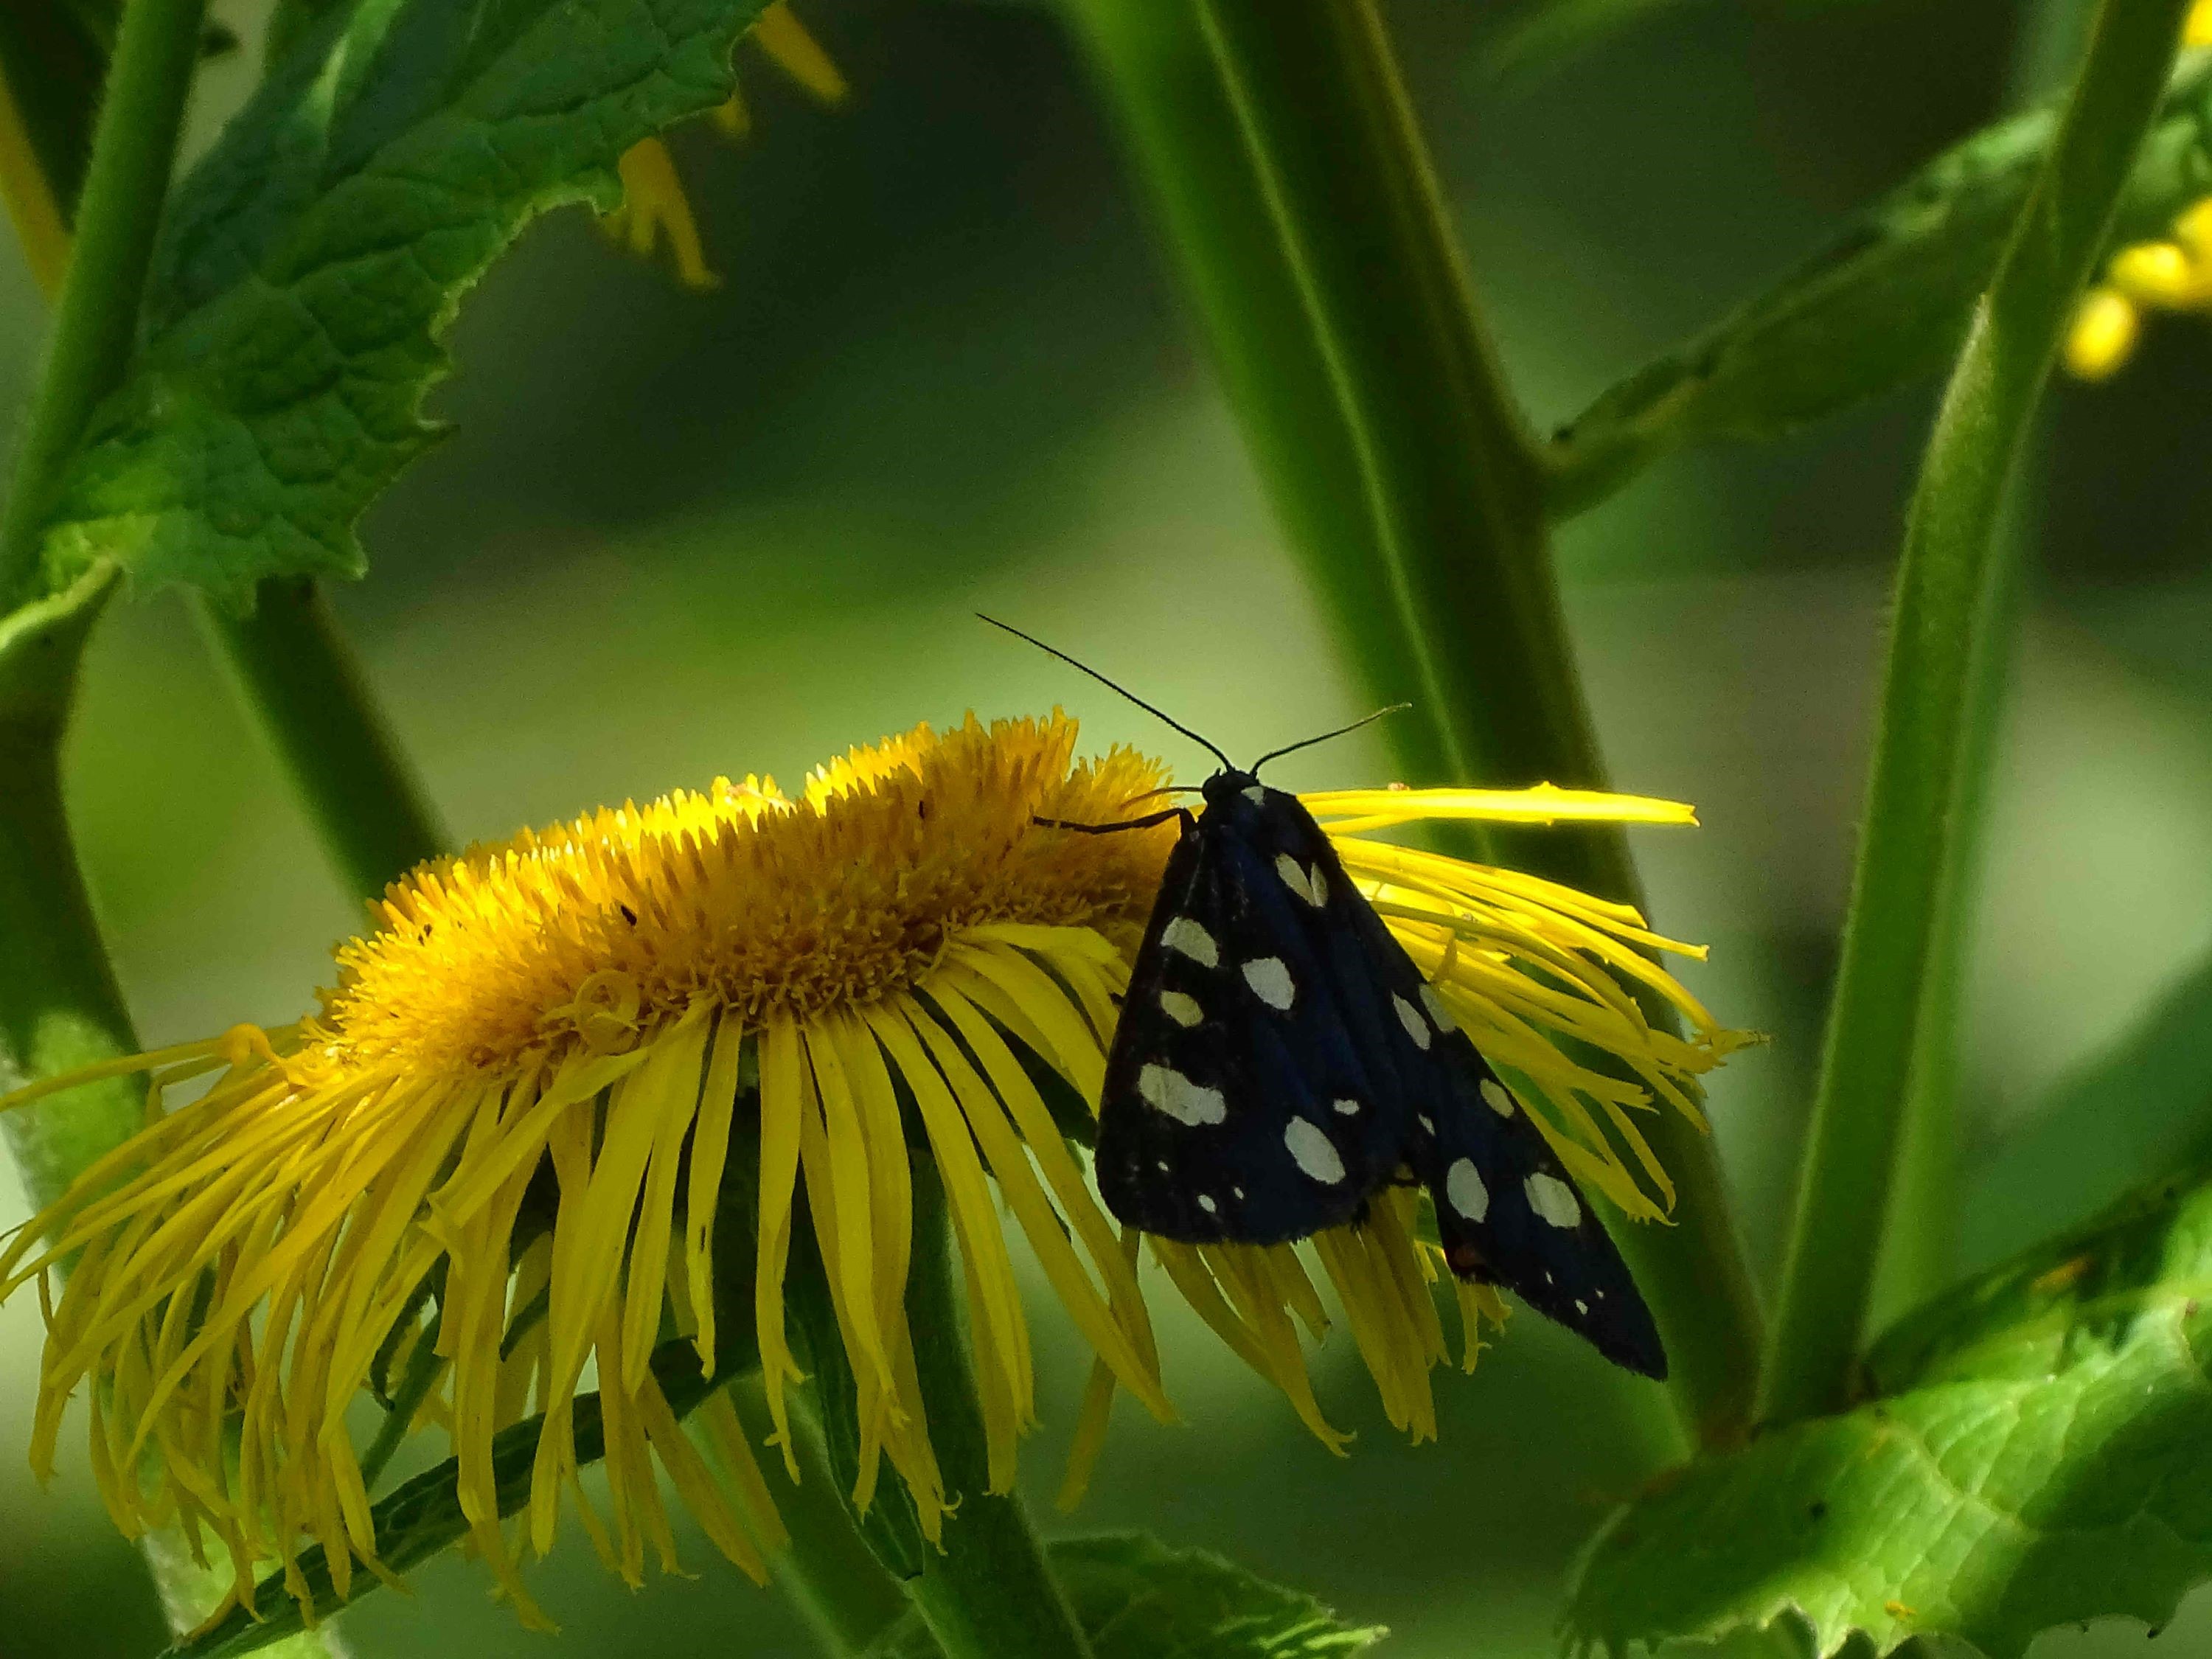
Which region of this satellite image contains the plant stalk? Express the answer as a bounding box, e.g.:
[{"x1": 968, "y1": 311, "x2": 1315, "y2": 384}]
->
[
  {"x1": 1761, "y1": 0, "x2": 2193, "y2": 1423},
  {"x1": 0, "y1": 574, "x2": 140, "y2": 1206},
  {"x1": 197, "y1": 578, "x2": 449, "y2": 899},
  {"x1": 1870, "y1": 0, "x2": 2079, "y2": 1323},
  {"x1": 900, "y1": 1164, "x2": 1093, "y2": 1659},
  {"x1": 1177, "y1": 0, "x2": 1761, "y2": 1446},
  {"x1": 1061, "y1": 0, "x2": 1399, "y2": 745},
  {"x1": 0, "y1": 8, "x2": 343, "y2": 1646},
  {"x1": 725, "y1": 1377, "x2": 911, "y2": 1658},
  {"x1": 0, "y1": 0, "x2": 205, "y2": 610}
]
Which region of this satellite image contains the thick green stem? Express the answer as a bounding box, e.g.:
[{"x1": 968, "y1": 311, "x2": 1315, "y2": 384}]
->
[
  {"x1": 0, "y1": 0, "x2": 204, "y2": 609},
  {"x1": 1175, "y1": 0, "x2": 1761, "y2": 1446},
  {"x1": 0, "y1": 573, "x2": 139, "y2": 1204},
  {"x1": 1193, "y1": 0, "x2": 1559, "y2": 799},
  {"x1": 724, "y1": 1378, "x2": 910, "y2": 1658},
  {"x1": 1762, "y1": 0, "x2": 2192, "y2": 1424},
  {"x1": 0, "y1": 594, "x2": 349, "y2": 1659},
  {"x1": 197, "y1": 578, "x2": 449, "y2": 899},
  {"x1": 1867, "y1": 0, "x2": 2076, "y2": 1326},
  {"x1": 0, "y1": 13, "x2": 344, "y2": 1644},
  {"x1": 1061, "y1": 1, "x2": 1398, "y2": 731},
  {"x1": 900, "y1": 1166, "x2": 1092, "y2": 1659}
]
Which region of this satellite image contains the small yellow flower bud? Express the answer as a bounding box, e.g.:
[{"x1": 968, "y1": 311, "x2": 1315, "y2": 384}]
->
[
  {"x1": 2064, "y1": 288, "x2": 2140, "y2": 380},
  {"x1": 2173, "y1": 198, "x2": 2212, "y2": 271},
  {"x1": 2107, "y1": 240, "x2": 2207, "y2": 308}
]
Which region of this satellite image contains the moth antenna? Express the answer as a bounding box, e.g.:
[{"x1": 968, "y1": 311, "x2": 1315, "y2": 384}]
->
[
  {"x1": 1248, "y1": 703, "x2": 1413, "y2": 775},
  {"x1": 978, "y1": 615, "x2": 1236, "y2": 772}
]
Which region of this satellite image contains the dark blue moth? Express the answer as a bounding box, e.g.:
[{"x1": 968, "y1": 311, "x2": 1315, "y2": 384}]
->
[{"x1": 984, "y1": 619, "x2": 1666, "y2": 1379}]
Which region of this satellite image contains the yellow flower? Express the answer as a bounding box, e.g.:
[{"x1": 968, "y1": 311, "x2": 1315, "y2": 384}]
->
[
  {"x1": 2065, "y1": 0, "x2": 2212, "y2": 380},
  {"x1": 0, "y1": 39, "x2": 70, "y2": 296},
  {"x1": 599, "y1": 1, "x2": 850, "y2": 289},
  {"x1": 0, "y1": 714, "x2": 1739, "y2": 1626}
]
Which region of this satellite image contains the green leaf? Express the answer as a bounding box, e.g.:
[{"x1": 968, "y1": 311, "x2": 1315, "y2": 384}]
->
[
  {"x1": 1547, "y1": 49, "x2": 2212, "y2": 513},
  {"x1": 29, "y1": 0, "x2": 775, "y2": 609},
  {"x1": 863, "y1": 1533, "x2": 1386, "y2": 1659},
  {"x1": 1565, "y1": 1163, "x2": 2212, "y2": 1659}
]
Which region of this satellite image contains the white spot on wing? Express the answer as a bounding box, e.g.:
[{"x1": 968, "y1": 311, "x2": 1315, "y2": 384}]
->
[
  {"x1": 1161, "y1": 916, "x2": 1219, "y2": 968},
  {"x1": 1333, "y1": 1097, "x2": 1360, "y2": 1116},
  {"x1": 1138, "y1": 1063, "x2": 1226, "y2": 1125},
  {"x1": 1446, "y1": 1158, "x2": 1489, "y2": 1222},
  {"x1": 1243, "y1": 785, "x2": 1268, "y2": 805},
  {"x1": 1273, "y1": 853, "x2": 1327, "y2": 908},
  {"x1": 1160, "y1": 989, "x2": 1203, "y2": 1028},
  {"x1": 1284, "y1": 1119, "x2": 1346, "y2": 1184},
  {"x1": 1419, "y1": 983, "x2": 1457, "y2": 1032},
  {"x1": 1197, "y1": 1193, "x2": 1218, "y2": 1214},
  {"x1": 1480, "y1": 1079, "x2": 1515, "y2": 1119},
  {"x1": 1394, "y1": 993, "x2": 1432, "y2": 1050},
  {"x1": 1242, "y1": 956, "x2": 1295, "y2": 1009},
  {"x1": 1526, "y1": 1172, "x2": 1582, "y2": 1229},
  {"x1": 1575, "y1": 1299, "x2": 1589, "y2": 1315}
]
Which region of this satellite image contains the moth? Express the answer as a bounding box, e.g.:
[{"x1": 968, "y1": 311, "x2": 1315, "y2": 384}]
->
[{"x1": 987, "y1": 619, "x2": 1666, "y2": 1379}]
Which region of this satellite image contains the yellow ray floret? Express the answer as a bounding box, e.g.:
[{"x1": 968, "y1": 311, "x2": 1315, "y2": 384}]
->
[
  {"x1": 600, "y1": 1, "x2": 849, "y2": 287},
  {"x1": 1, "y1": 713, "x2": 1742, "y2": 1624}
]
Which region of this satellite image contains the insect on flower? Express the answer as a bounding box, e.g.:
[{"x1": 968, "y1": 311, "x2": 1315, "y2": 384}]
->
[
  {"x1": 985, "y1": 619, "x2": 1666, "y2": 1377},
  {"x1": 0, "y1": 700, "x2": 1736, "y2": 1625}
]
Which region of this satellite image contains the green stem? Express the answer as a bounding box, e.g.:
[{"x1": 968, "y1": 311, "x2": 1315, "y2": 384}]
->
[
  {"x1": 0, "y1": 594, "x2": 349, "y2": 1659},
  {"x1": 0, "y1": 12, "x2": 344, "y2": 1643},
  {"x1": 1761, "y1": 0, "x2": 2192, "y2": 1425},
  {"x1": 0, "y1": 573, "x2": 139, "y2": 1206},
  {"x1": 197, "y1": 578, "x2": 449, "y2": 899},
  {"x1": 1193, "y1": 0, "x2": 1556, "y2": 800},
  {"x1": 1177, "y1": 0, "x2": 1761, "y2": 1446},
  {"x1": 1870, "y1": 0, "x2": 2075, "y2": 1322},
  {"x1": 724, "y1": 1378, "x2": 910, "y2": 1658},
  {"x1": 1060, "y1": 0, "x2": 1398, "y2": 735},
  {"x1": 0, "y1": 0, "x2": 205, "y2": 610},
  {"x1": 900, "y1": 1165, "x2": 1092, "y2": 1659}
]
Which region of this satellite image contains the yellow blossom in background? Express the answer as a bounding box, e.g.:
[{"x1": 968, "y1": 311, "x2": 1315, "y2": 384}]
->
[
  {"x1": 2063, "y1": 1, "x2": 2212, "y2": 378},
  {"x1": 599, "y1": 1, "x2": 851, "y2": 288},
  {"x1": 0, "y1": 714, "x2": 1742, "y2": 1626},
  {"x1": 0, "y1": 46, "x2": 69, "y2": 296}
]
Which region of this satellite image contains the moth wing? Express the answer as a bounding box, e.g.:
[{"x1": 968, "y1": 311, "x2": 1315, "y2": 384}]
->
[
  {"x1": 1411, "y1": 1043, "x2": 1666, "y2": 1378},
  {"x1": 1093, "y1": 803, "x2": 1409, "y2": 1245},
  {"x1": 1294, "y1": 821, "x2": 1666, "y2": 1378}
]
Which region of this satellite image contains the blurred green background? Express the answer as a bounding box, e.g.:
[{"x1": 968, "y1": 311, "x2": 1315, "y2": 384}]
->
[{"x1": 7, "y1": 0, "x2": 2212, "y2": 1653}]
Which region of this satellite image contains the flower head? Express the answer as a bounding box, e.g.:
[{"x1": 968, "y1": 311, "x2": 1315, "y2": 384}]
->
[
  {"x1": 2064, "y1": 4, "x2": 2212, "y2": 379},
  {"x1": 1, "y1": 714, "x2": 1741, "y2": 1624}
]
